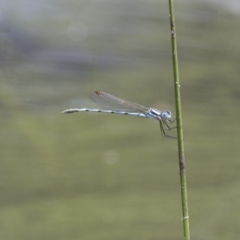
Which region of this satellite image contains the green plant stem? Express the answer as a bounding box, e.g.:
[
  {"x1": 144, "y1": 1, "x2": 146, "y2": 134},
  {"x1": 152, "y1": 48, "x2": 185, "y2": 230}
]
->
[{"x1": 168, "y1": 1, "x2": 191, "y2": 239}]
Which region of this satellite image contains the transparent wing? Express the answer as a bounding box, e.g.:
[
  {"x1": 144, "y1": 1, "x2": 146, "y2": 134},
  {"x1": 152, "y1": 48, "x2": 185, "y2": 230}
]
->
[{"x1": 89, "y1": 91, "x2": 149, "y2": 113}]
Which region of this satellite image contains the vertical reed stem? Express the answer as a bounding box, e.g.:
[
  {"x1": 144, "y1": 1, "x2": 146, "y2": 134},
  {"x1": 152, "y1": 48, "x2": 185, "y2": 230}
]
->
[{"x1": 168, "y1": 1, "x2": 191, "y2": 239}]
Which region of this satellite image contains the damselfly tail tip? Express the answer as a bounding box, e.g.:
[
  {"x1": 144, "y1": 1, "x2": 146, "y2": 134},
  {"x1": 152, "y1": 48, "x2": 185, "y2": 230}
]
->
[
  {"x1": 94, "y1": 90, "x2": 101, "y2": 95},
  {"x1": 61, "y1": 109, "x2": 71, "y2": 114}
]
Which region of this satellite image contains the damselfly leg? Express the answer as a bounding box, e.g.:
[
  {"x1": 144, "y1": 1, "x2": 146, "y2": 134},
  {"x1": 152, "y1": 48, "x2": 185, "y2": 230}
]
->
[
  {"x1": 159, "y1": 119, "x2": 177, "y2": 139},
  {"x1": 164, "y1": 119, "x2": 177, "y2": 131}
]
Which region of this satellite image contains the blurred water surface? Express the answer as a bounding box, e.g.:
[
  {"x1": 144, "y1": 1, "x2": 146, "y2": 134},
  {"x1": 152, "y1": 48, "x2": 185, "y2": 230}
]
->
[{"x1": 0, "y1": 1, "x2": 240, "y2": 240}]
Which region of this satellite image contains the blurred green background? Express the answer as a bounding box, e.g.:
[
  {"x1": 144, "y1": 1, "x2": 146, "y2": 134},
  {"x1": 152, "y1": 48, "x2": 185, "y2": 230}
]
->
[{"x1": 1, "y1": 0, "x2": 240, "y2": 239}]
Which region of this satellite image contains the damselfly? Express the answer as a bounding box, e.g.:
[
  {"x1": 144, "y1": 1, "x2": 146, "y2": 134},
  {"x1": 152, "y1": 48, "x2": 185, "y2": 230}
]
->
[{"x1": 62, "y1": 91, "x2": 176, "y2": 139}]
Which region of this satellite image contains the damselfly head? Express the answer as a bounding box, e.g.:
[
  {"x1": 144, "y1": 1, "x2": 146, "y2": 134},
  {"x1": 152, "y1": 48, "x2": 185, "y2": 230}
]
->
[{"x1": 160, "y1": 110, "x2": 172, "y2": 119}]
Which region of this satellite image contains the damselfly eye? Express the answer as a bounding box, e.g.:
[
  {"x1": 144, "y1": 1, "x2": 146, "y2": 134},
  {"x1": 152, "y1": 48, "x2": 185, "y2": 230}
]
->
[{"x1": 161, "y1": 111, "x2": 171, "y2": 119}]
